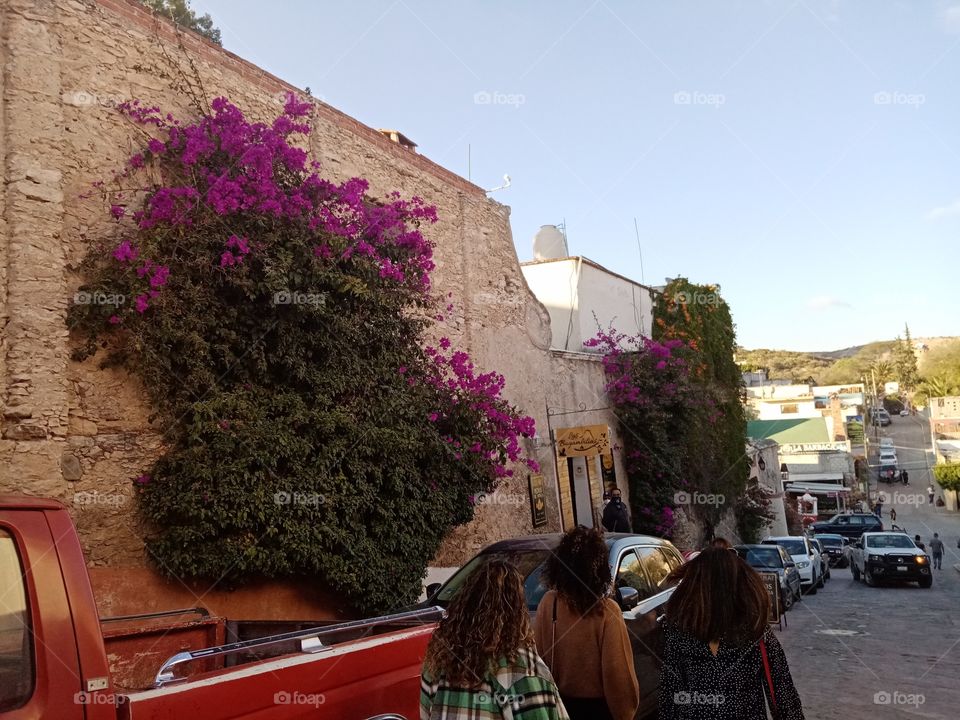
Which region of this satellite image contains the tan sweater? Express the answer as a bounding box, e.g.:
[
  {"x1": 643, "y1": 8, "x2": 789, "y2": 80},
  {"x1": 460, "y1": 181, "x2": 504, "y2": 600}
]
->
[{"x1": 533, "y1": 590, "x2": 639, "y2": 720}]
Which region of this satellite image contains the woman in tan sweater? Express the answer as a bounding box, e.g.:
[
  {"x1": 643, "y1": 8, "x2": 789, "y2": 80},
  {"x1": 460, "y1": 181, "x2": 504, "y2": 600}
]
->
[{"x1": 533, "y1": 526, "x2": 639, "y2": 720}]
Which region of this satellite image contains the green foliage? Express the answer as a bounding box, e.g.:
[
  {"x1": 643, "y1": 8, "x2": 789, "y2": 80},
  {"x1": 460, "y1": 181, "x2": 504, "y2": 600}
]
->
[
  {"x1": 140, "y1": 0, "x2": 222, "y2": 44},
  {"x1": 933, "y1": 463, "x2": 960, "y2": 492},
  {"x1": 68, "y1": 98, "x2": 534, "y2": 615},
  {"x1": 654, "y1": 279, "x2": 748, "y2": 540},
  {"x1": 916, "y1": 339, "x2": 960, "y2": 405}
]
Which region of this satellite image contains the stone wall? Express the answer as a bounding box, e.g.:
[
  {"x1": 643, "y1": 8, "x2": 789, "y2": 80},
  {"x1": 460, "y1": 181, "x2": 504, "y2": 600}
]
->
[{"x1": 0, "y1": 0, "x2": 621, "y2": 616}]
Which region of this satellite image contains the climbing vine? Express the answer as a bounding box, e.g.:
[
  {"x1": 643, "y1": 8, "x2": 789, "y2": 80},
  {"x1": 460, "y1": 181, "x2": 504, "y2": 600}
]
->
[{"x1": 69, "y1": 95, "x2": 536, "y2": 613}]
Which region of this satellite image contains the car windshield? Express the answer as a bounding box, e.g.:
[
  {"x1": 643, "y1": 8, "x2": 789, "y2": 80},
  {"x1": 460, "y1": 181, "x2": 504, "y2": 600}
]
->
[
  {"x1": 765, "y1": 539, "x2": 806, "y2": 556},
  {"x1": 739, "y1": 548, "x2": 783, "y2": 568},
  {"x1": 866, "y1": 535, "x2": 916, "y2": 549},
  {"x1": 816, "y1": 536, "x2": 843, "y2": 548},
  {"x1": 433, "y1": 548, "x2": 552, "y2": 610}
]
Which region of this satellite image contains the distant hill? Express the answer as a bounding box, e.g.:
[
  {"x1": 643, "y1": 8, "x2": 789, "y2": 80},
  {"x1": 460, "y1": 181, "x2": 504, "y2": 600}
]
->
[{"x1": 737, "y1": 337, "x2": 960, "y2": 385}]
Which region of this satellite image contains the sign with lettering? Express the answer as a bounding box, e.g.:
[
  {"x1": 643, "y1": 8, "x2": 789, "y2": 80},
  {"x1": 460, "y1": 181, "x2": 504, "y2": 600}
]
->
[
  {"x1": 779, "y1": 442, "x2": 850, "y2": 454},
  {"x1": 529, "y1": 474, "x2": 548, "y2": 528},
  {"x1": 555, "y1": 425, "x2": 610, "y2": 457},
  {"x1": 759, "y1": 572, "x2": 781, "y2": 624}
]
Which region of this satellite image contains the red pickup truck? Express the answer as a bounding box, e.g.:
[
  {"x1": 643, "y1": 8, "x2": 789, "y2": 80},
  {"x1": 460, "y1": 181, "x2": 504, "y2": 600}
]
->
[{"x1": 0, "y1": 495, "x2": 441, "y2": 720}]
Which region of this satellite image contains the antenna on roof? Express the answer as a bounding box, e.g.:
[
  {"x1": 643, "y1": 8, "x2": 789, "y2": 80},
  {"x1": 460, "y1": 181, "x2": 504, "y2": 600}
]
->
[
  {"x1": 486, "y1": 174, "x2": 511, "y2": 194},
  {"x1": 633, "y1": 217, "x2": 645, "y2": 286}
]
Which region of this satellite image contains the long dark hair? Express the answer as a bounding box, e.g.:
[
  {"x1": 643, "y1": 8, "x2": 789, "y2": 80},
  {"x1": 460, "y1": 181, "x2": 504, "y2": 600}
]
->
[
  {"x1": 543, "y1": 526, "x2": 611, "y2": 616},
  {"x1": 423, "y1": 559, "x2": 534, "y2": 687},
  {"x1": 665, "y1": 546, "x2": 768, "y2": 645}
]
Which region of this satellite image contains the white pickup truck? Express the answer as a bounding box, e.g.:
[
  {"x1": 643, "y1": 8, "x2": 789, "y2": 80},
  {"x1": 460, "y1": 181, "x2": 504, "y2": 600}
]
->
[{"x1": 849, "y1": 532, "x2": 932, "y2": 588}]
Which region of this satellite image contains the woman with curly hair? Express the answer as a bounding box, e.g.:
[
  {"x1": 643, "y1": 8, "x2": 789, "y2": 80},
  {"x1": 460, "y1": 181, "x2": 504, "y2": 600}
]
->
[
  {"x1": 658, "y1": 547, "x2": 804, "y2": 719},
  {"x1": 420, "y1": 559, "x2": 569, "y2": 720},
  {"x1": 533, "y1": 526, "x2": 639, "y2": 720}
]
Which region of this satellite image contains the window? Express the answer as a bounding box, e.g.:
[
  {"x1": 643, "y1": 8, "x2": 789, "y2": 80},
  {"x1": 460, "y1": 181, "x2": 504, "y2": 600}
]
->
[
  {"x1": 638, "y1": 546, "x2": 675, "y2": 592},
  {"x1": 615, "y1": 550, "x2": 656, "y2": 601},
  {"x1": 780, "y1": 404, "x2": 799, "y2": 414},
  {"x1": 0, "y1": 529, "x2": 33, "y2": 711},
  {"x1": 850, "y1": 516, "x2": 865, "y2": 525},
  {"x1": 834, "y1": 516, "x2": 850, "y2": 525}
]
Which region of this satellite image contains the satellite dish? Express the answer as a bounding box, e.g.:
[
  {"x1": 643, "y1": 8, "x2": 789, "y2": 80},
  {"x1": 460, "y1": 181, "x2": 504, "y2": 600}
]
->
[{"x1": 533, "y1": 225, "x2": 568, "y2": 260}]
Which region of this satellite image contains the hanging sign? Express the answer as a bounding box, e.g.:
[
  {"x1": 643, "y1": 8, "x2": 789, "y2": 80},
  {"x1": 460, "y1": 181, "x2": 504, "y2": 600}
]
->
[{"x1": 555, "y1": 425, "x2": 610, "y2": 457}]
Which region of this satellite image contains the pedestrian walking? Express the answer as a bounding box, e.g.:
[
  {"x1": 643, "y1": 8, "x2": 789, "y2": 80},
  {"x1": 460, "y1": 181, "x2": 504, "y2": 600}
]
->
[
  {"x1": 534, "y1": 526, "x2": 638, "y2": 720},
  {"x1": 658, "y1": 547, "x2": 805, "y2": 719},
  {"x1": 890, "y1": 507, "x2": 897, "y2": 522},
  {"x1": 929, "y1": 533, "x2": 944, "y2": 570},
  {"x1": 902, "y1": 469, "x2": 909, "y2": 485},
  {"x1": 420, "y1": 559, "x2": 569, "y2": 720},
  {"x1": 914, "y1": 535, "x2": 926, "y2": 552},
  {"x1": 928, "y1": 485, "x2": 935, "y2": 504},
  {"x1": 601, "y1": 487, "x2": 631, "y2": 533}
]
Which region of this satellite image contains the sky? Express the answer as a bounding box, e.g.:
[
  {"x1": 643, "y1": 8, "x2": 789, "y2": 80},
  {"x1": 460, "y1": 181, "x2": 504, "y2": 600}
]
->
[{"x1": 192, "y1": 0, "x2": 959, "y2": 351}]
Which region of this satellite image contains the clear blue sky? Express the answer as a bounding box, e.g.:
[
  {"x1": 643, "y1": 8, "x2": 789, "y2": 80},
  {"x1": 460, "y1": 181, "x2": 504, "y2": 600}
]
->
[{"x1": 193, "y1": 0, "x2": 959, "y2": 351}]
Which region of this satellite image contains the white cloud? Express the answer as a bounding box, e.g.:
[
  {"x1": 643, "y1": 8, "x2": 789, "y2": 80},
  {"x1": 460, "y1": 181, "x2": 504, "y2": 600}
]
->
[
  {"x1": 944, "y1": 4, "x2": 960, "y2": 34},
  {"x1": 807, "y1": 296, "x2": 853, "y2": 311},
  {"x1": 926, "y1": 197, "x2": 960, "y2": 220}
]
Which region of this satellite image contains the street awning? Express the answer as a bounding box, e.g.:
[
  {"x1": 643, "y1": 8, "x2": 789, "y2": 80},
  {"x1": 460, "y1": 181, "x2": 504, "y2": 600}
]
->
[{"x1": 783, "y1": 482, "x2": 852, "y2": 495}]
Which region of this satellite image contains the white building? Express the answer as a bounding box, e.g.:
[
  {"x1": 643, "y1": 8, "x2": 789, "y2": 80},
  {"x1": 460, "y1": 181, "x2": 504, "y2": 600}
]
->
[{"x1": 520, "y1": 225, "x2": 654, "y2": 351}]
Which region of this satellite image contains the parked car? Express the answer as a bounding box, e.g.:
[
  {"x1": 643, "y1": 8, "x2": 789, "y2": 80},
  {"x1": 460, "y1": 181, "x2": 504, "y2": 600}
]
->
[
  {"x1": 814, "y1": 533, "x2": 849, "y2": 568},
  {"x1": 872, "y1": 409, "x2": 892, "y2": 426},
  {"x1": 424, "y1": 532, "x2": 686, "y2": 719},
  {"x1": 879, "y1": 448, "x2": 898, "y2": 464},
  {"x1": 879, "y1": 437, "x2": 895, "y2": 449},
  {"x1": 878, "y1": 459, "x2": 899, "y2": 483},
  {"x1": 0, "y1": 495, "x2": 445, "y2": 720},
  {"x1": 849, "y1": 532, "x2": 932, "y2": 588},
  {"x1": 811, "y1": 512, "x2": 884, "y2": 538},
  {"x1": 734, "y1": 544, "x2": 802, "y2": 612},
  {"x1": 808, "y1": 537, "x2": 831, "y2": 580},
  {"x1": 899, "y1": 409, "x2": 910, "y2": 417},
  {"x1": 761, "y1": 536, "x2": 823, "y2": 594}
]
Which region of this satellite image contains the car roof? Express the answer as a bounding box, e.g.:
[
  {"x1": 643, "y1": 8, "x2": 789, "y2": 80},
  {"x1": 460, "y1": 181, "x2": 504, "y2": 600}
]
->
[
  {"x1": 736, "y1": 544, "x2": 784, "y2": 550},
  {"x1": 763, "y1": 536, "x2": 808, "y2": 541},
  {"x1": 478, "y1": 532, "x2": 674, "y2": 555},
  {"x1": 863, "y1": 531, "x2": 910, "y2": 537},
  {"x1": 814, "y1": 533, "x2": 845, "y2": 539}
]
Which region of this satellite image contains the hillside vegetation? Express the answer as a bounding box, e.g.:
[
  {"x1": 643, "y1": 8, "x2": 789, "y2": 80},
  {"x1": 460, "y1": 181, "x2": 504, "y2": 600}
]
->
[{"x1": 738, "y1": 336, "x2": 960, "y2": 397}]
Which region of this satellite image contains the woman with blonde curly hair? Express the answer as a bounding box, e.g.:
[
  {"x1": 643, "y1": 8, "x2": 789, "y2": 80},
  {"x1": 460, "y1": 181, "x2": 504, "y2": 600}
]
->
[
  {"x1": 420, "y1": 559, "x2": 569, "y2": 720},
  {"x1": 533, "y1": 526, "x2": 639, "y2": 720}
]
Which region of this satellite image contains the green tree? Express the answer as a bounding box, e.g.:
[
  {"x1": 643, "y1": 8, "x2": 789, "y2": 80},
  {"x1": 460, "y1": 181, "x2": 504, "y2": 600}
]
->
[
  {"x1": 140, "y1": 0, "x2": 222, "y2": 44},
  {"x1": 892, "y1": 325, "x2": 920, "y2": 391}
]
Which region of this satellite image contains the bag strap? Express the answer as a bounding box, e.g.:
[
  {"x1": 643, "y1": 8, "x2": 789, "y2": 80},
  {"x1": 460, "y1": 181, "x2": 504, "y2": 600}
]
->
[{"x1": 760, "y1": 637, "x2": 777, "y2": 715}]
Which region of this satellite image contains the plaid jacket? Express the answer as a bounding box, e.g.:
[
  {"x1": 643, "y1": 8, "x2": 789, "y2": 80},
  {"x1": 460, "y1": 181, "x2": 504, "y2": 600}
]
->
[{"x1": 420, "y1": 647, "x2": 570, "y2": 720}]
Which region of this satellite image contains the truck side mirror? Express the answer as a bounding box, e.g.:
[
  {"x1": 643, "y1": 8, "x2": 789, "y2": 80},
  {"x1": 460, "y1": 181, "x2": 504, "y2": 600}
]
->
[{"x1": 425, "y1": 582, "x2": 442, "y2": 599}]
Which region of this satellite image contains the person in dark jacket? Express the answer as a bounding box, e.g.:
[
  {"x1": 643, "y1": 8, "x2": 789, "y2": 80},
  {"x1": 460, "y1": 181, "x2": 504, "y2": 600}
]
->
[
  {"x1": 658, "y1": 547, "x2": 805, "y2": 719},
  {"x1": 601, "y1": 488, "x2": 631, "y2": 533}
]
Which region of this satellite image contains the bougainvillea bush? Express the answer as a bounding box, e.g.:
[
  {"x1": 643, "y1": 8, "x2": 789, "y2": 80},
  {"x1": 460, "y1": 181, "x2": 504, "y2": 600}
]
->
[
  {"x1": 585, "y1": 329, "x2": 700, "y2": 537},
  {"x1": 69, "y1": 95, "x2": 536, "y2": 613}
]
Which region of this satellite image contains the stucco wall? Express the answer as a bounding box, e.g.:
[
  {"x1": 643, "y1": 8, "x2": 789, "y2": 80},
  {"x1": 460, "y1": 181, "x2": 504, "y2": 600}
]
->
[{"x1": 0, "y1": 0, "x2": 623, "y2": 616}]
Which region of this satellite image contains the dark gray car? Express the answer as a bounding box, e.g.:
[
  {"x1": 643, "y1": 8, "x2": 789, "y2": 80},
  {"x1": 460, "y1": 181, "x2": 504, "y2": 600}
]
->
[{"x1": 422, "y1": 533, "x2": 685, "y2": 720}]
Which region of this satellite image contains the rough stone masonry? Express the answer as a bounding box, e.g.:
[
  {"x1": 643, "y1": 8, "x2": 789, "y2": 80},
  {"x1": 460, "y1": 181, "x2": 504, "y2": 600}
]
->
[{"x1": 0, "y1": 0, "x2": 628, "y2": 617}]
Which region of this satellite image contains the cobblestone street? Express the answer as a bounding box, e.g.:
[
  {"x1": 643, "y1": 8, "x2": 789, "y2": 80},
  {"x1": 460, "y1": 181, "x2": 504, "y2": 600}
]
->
[{"x1": 779, "y1": 414, "x2": 960, "y2": 719}]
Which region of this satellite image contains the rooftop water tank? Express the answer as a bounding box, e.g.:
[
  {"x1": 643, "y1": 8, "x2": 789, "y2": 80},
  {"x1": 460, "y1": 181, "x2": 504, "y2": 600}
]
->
[{"x1": 533, "y1": 224, "x2": 568, "y2": 260}]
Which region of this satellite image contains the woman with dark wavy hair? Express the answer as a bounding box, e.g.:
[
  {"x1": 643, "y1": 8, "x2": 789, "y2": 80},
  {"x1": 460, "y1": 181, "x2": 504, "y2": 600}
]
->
[
  {"x1": 659, "y1": 547, "x2": 804, "y2": 719},
  {"x1": 533, "y1": 526, "x2": 639, "y2": 720},
  {"x1": 420, "y1": 559, "x2": 569, "y2": 720}
]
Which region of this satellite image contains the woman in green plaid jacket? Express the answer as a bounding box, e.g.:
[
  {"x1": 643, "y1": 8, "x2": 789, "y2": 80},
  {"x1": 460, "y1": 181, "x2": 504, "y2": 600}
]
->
[{"x1": 420, "y1": 560, "x2": 570, "y2": 720}]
